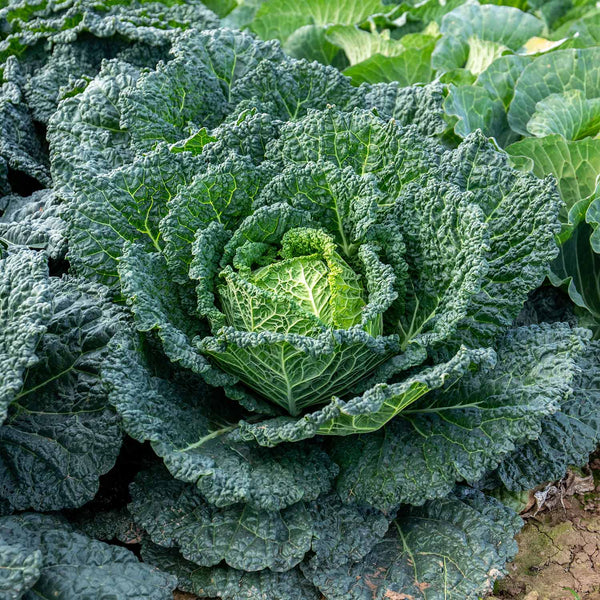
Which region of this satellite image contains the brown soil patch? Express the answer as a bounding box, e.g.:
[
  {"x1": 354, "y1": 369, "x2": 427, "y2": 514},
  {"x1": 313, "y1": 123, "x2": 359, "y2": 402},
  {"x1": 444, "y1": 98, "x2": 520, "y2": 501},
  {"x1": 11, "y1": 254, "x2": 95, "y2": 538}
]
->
[{"x1": 491, "y1": 455, "x2": 600, "y2": 600}]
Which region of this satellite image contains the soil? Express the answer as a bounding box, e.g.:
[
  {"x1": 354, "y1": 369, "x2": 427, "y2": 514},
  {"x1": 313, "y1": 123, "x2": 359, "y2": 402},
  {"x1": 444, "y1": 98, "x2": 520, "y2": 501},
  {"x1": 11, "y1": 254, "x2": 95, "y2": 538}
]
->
[{"x1": 490, "y1": 453, "x2": 600, "y2": 600}]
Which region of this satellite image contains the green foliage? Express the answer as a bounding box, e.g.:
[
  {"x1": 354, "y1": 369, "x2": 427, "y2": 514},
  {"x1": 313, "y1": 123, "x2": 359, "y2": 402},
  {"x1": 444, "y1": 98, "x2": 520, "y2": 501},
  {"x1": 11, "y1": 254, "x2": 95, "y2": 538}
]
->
[
  {"x1": 0, "y1": 513, "x2": 176, "y2": 599},
  {"x1": 307, "y1": 489, "x2": 522, "y2": 600},
  {"x1": 331, "y1": 323, "x2": 588, "y2": 510},
  {"x1": 2, "y1": 1, "x2": 600, "y2": 598},
  {"x1": 508, "y1": 48, "x2": 600, "y2": 138},
  {"x1": 0, "y1": 191, "x2": 66, "y2": 258},
  {"x1": 432, "y1": 2, "x2": 543, "y2": 75},
  {"x1": 0, "y1": 249, "x2": 124, "y2": 511}
]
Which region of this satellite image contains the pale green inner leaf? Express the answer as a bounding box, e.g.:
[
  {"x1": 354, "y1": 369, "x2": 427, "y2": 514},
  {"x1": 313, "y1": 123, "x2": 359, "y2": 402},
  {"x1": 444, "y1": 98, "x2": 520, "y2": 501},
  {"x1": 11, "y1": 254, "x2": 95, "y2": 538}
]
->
[{"x1": 465, "y1": 36, "x2": 509, "y2": 75}]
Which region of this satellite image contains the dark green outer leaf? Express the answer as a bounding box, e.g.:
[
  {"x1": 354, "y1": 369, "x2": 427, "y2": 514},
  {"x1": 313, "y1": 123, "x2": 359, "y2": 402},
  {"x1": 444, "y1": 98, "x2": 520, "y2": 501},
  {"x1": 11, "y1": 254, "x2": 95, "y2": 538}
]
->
[
  {"x1": 118, "y1": 245, "x2": 224, "y2": 380},
  {"x1": 440, "y1": 131, "x2": 562, "y2": 348},
  {"x1": 0, "y1": 190, "x2": 67, "y2": 259},
  {"x1": 132, "y1": 468, "x2": 390, "y2": 583},
  {"x1": 0, "y1": 0, "x2": 218, "y2": 53},
  {"x1": 362, "y1": 81, "x2": 446, "y2": 137},
  {"x1": 0, "y1": 249, "x2": 51, "y2": 423},
  {"x1": 105, "y1": 330, "x2": 340, "y2": 511},
  {"x1": 0, "y1": 513, "x2": 176, "y2": 600},
  {"x1": 0, "y1": 58, "x2": 50, "y2": 186},
  {"x1": 67, "y1": 146, "x2": 201, "y2": 286},
  {"x1": 0, "y1": 539, "x2": 40, "y2": 600},
  {"x1": 0, "y1": 276, "x2": 123, "y2": 511},
  {"x1": 332, "y1": 323, "x2": 587, "y2": 511},
  {"x1": 231, "y1": 57, "x2": 358, "y2": 119},
  {"x1": 129, "y1": 466, "x2": 314, "y2": 572},
  {"x1": 494, "y1": 338, "x2": 600, "y2": 489},
  {"x1": 305, "y1": 489, "x2": 521, "y2": 600},
  {"x1": 160, "y1": 153, "x2": 262, "y2": 284},
  {"x1": 48, "y1": 59, "x2": 140, "y2": 187},
  {"x1": 141, "y1": 542, "x2": 321, "y2": 600}
]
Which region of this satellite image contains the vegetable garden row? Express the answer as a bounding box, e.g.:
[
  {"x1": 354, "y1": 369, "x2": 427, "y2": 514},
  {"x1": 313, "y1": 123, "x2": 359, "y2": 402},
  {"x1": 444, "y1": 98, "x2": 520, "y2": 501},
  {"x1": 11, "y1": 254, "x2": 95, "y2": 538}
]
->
[{"x1": 2, "y1": 0, "x2": 600, "y2": 598}]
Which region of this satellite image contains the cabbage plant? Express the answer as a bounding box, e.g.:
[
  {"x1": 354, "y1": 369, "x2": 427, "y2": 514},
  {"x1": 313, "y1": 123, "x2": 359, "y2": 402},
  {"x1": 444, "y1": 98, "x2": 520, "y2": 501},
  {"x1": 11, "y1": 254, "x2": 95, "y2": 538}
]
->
[{"x1": 40, "y1": 28, "x2": 600, "y2": 600}]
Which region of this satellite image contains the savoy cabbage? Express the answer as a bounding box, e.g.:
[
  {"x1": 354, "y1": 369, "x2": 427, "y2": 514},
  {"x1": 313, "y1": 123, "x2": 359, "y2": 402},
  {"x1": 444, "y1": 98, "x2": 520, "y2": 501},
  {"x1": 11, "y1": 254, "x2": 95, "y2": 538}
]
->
[
  {"x1": 17, "y1": 26, "x2": 592, "y2": 599},
  {"x1": 1, "y1": 4, "x2": 600, "y2": 598},
  {"x1": 0, "y1": 0, "x2": 218, "y2": 192},
  {"x1": 237, "y1": 0, "x2": 600, "y2": 336}
]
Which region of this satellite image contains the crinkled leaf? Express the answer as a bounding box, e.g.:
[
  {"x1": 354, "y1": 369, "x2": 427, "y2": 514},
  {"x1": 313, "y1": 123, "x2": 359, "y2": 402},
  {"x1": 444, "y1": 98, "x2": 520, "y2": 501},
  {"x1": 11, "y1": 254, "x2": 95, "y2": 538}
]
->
[
  {"x1": 493, "y1": 338, "x2": 600, "y2": 490},
  {"x1": 271, "y1": 116, "x2": 561, "y2": 351},
  {"x1": 0, "y1": 538, "x2": 40, "y2": 600},
  {"x1": 0, "y1": 0, "x2": 218, "y2": 53},
  {"x1": 129, "y1": 466, "x2": 313, "y2": 572},
  {"x1": 440, "y1": 131, "x2": 561, "y2": 347},
  {"x1": 22, "y1": 38, "x2": 167, "y2": 124},
  {"x1": 332, "y1": 324, "x2": 586, "y2": 511},
  {"x1": 73, "y1": 508, "x2": 143, "y2": 545},
  {"x1": 160, "y1": 153, "x2": 262, "y2": 283},
  {"x1": 1, "y1": 1, "x2": 218, "y2": 126},
  {"x1": 254, "y1": 161, "x2": 383, "y2": 257},
  {"x1": 231, "y1": 57, "x2": 358, "y2": 119},
  {"x1": 270, "y1": 107, "x2": 440, "y2": 199},
  {"x1": 0, "y1": 513, "x2": 176, "y2": 599},
  {"x1": 172, "y1": 28, "x2": 283, "y2": 102},
  {"x1": 304, "y1": 494, "x2": 390, "y2": 572},
  {"x1": 0, "y1": 190, "x2": 67, "y2": 258},
  {"x1": 0, "y1": 59, "x2": 50, "y2": 186},
  {"x1": 119, "y1": 57, "x2": 224, "y2": 152},
  {"x1": 105, "y1": 331, "x2": 339, "y2": 511},
  {"x1": 0, "y1": 276, "x2": 123, "y2": 511},
  {"x1": 235, "y1": 346, "x2": 487, "y2": 446},
  {"x1": 362, "y1": 81, "x2": 446, "y2": 136},
  {"x1": 67, "y1": 146, "x2": 200, "y2": 286},
  {"x1": 306, "y1": 489, "x2": 521, "y2": 600},
  {"x1": 0, "y1": 249, "x2": 51, "y2": 424},
  {"x1": 141, "y1": 542, "x2": 321, "y2": 600},
  {"x1": 201, "y1": 305, "x2": 397, "y2": 417},
  {"x1": 119, "y1": 246, "x2": 221, "y2": 379}
]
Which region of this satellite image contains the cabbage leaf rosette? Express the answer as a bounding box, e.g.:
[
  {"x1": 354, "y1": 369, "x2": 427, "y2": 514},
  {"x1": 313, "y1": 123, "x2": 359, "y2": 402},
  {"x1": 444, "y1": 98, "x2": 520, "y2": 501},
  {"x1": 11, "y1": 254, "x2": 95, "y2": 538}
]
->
[
  {"x1": 46, "y1": 28, "x2": 597, "y2": 600},
  {"x1": 113, "y1": 96, "x2": 561, "y2": 441}
]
